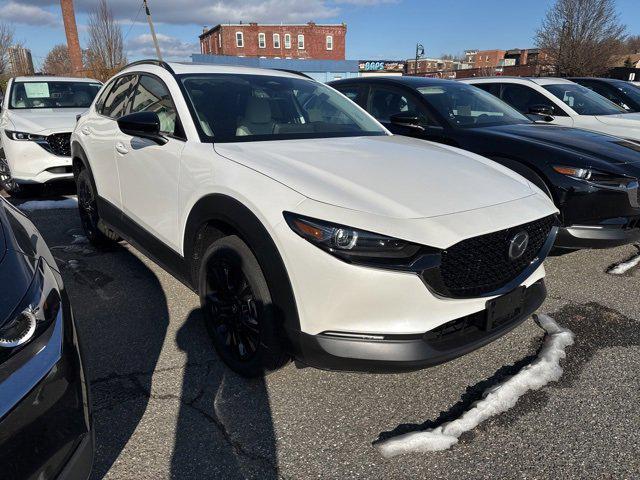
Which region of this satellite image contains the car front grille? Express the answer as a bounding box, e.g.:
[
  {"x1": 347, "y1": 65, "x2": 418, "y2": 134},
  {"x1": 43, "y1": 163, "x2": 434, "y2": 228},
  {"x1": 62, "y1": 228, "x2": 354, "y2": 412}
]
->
[
  {"x1": 422, "y1": 215, "x2": 556, "y2": 298},
  {"x1": 45, "y1": 133, "x2": 71, "y2": 157}
]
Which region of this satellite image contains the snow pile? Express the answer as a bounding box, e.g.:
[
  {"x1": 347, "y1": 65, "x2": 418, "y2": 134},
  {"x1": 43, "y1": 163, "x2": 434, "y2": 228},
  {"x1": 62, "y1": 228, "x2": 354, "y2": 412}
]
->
[
  {"x1": 18, "y1": 198, "x2": 77, "y2": 211},
  {"x1": 376, "y1": 314, "x2": 574, "y2": 458},
  {"x1": 607, "y1": 250, "x2": 640, "y2": 275}
]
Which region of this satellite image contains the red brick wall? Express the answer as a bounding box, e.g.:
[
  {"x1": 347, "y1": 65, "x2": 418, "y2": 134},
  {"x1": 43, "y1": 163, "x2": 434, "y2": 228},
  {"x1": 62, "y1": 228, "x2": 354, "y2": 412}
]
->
[
  {"x1": 472, "y1": 50, "x2": 505, "y2": 69},
  {"x1": 200, "y1": 22, "x2": 346, "y2": 60}
]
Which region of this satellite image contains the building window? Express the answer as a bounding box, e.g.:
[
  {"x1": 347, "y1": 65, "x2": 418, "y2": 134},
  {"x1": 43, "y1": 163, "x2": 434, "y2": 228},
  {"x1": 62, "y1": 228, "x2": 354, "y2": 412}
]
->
[
  {"x1": 218, "y1": 33, "x2": 221, "y2": 48},
  {"x1": 236, "y1": 32, "x2": 244, "y2": 48},
  {"x1": 258, "y1": 33, "x2": 266, "y2": 49},
  {"x1": 284, "y1": 34, "x2": 291, "y2": 49},
  {"x1": 326, "y1": 35, "x2": 333, "y2": 50},
  {"x1": 298, "y1": 34, "x2": 304, "y2": 49},
  {"x1": 273, "y1": 33, "x2": 280, "y2": 49}
]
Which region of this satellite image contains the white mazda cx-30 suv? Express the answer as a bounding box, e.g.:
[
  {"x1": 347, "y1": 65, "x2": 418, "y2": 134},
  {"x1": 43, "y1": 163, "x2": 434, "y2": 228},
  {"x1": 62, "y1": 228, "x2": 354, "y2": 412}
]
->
[
  {"x1": 0, "y1": 76, "x2": 102, "y2": 196},
  {"x1": 71, "y1": 61, "x2": 558, "y2": 376}
]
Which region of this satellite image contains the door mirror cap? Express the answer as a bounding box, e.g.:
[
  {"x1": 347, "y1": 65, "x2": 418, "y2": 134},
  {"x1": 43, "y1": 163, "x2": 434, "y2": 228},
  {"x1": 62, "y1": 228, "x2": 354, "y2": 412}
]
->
[
  {"x1": 117, "y1": 111, "x2": 167, "y2": 145},
  {"x1": 389, "y1": 113, "x2": 425, "y2": 130}
]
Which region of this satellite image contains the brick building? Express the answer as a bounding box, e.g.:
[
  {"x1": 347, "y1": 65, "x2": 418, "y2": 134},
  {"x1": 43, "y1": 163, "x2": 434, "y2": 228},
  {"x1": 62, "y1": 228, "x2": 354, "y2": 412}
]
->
[
  {"x1": 199, "y1": 22, "x2": 346, "y2": 60},
  {"x1": 405, "y1": 58, "x2": 469, "y2": 76},
  {"x1": 465, "y1": 49, "x2": 506, "y2": 69}
]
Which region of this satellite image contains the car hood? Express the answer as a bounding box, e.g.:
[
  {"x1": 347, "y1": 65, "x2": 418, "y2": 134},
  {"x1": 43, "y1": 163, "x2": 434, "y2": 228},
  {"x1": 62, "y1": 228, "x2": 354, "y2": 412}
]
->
[
  {"x1": 0, "y1": 202, "x2": 36, "y2": 325},
  {"x1": 214, "y1": 135, "x2": 537, "y2": 219},
  {"x1": 479, "y1": 123, "x2": 640, "y2": 165},
  {"x1": 6, "y1": 108, "x2": 87, "y2": 134},
  {"x1": 594, "y1": 112, "x2": 640, "y2": 128}
]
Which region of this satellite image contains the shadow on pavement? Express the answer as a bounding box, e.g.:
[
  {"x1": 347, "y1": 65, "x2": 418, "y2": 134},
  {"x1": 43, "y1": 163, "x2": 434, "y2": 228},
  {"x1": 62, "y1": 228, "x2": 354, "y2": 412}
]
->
[{"x1": 24, "y1": 211, "x2": 279, "y2": 479}]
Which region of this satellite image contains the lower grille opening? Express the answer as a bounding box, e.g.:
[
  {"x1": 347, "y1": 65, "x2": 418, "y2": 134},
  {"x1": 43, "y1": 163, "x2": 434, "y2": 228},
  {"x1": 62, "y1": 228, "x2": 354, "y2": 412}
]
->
[{"x1": 46, "y1": 166, "x2": 72, "y2": 174}]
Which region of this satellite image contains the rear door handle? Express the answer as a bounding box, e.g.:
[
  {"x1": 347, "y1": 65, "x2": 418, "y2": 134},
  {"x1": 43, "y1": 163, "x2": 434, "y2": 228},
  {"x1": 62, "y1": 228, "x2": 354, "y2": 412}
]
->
[
  {"x1": 81, "y1": 126, "x2": 91, "y2": 135},
  {"x1": 115, "y1": 142, "x2": 129, "y2": 155}
]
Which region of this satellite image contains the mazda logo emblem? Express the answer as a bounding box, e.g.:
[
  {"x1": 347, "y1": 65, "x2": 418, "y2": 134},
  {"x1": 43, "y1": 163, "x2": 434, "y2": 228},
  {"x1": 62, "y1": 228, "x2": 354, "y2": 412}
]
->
[{"x1": 508, "y1": 231, "x2": 529, "y2": 261}]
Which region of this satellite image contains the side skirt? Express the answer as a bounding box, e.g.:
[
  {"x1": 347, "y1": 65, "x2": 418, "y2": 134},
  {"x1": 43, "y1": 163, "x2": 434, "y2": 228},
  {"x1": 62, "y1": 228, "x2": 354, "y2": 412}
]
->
[{"x1": 96, "y1": 196, "x2": 194, "y2": 291}]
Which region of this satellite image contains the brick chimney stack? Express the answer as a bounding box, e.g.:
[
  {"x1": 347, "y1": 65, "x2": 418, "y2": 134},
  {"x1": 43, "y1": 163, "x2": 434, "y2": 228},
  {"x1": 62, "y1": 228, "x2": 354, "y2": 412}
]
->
[{"x1": 60, "y1": 0, "x2": 83, "y2": 76}]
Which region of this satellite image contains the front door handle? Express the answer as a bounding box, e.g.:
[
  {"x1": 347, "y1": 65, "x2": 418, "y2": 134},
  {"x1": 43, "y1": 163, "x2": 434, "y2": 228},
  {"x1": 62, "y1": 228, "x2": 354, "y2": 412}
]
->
[{"x1": 115, "y1": 142, "x2": 129, "y2": 155}]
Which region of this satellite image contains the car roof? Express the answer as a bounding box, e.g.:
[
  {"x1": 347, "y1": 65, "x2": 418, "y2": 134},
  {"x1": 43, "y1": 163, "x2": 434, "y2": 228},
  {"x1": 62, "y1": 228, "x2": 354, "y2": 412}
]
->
[
  {"x1": 330, "y1": 76, "x2": 457, "y2": 88},
  {"x1": 570, "y1": 77, "x2": 625, "y2": 84},
  {"x1": 463, "y1": 76, "x2": 575, "y2": 86},
  {"x1": 13, "y1": 76, "x2": 101, "y2": 83},
  {"x1": 120, "y1": 60, "x2": 306, "y2": 80}
]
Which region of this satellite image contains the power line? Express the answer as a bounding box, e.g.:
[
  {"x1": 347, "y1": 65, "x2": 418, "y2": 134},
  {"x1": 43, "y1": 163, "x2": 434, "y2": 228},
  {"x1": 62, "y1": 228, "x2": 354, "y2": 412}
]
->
[{"x1": 123, "y1": 0, "x2": 144, "y2": 43}]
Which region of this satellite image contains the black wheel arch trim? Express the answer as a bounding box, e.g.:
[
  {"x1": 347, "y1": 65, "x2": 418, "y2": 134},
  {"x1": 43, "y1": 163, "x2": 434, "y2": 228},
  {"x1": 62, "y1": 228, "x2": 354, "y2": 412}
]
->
[
  {"x1": 487, "y1": 155, "x2": 556, "y2": 201},
  {"x1": 184, "y1": 194, "x2": 302, "y2": 341}
]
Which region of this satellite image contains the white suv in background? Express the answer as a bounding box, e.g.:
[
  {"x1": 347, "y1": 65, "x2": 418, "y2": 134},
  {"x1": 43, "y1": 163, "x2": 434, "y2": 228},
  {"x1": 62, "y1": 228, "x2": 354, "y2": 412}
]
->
[
  {"x1": 0, "y1": 76, "x2": 102, "y2": 197},
  {"x1": 71, "y1": 61, "x2": 558, "y2": 376},
  {"x1": 463, "y1": 77, "x2": 640, "y2": 141}
]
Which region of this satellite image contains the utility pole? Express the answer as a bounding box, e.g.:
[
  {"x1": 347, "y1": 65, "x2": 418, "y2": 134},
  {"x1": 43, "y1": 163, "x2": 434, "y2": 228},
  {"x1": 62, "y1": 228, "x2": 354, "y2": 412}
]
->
[
  {"x1": 59, "y1": 0, "x2": 84, "y2": 76},
  {"x1": 415, "y1": 43, "x2": 424, "y2": 75},
  {"x1": 143, "y1": 0, "x2": 163, "y2": 61}
]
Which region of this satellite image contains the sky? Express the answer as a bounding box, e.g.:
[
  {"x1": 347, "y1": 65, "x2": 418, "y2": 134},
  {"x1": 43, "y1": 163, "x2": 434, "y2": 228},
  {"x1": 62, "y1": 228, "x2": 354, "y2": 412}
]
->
[{"x1": 2, "y1": 0, "x2": 640, "y2": 69}]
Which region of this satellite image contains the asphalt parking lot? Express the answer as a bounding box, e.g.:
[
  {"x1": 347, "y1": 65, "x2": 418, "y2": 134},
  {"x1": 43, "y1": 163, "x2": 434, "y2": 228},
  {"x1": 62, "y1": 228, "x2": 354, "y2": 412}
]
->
[{"x1": 10, "y1": 194, "x2": 640, "y2": 480}]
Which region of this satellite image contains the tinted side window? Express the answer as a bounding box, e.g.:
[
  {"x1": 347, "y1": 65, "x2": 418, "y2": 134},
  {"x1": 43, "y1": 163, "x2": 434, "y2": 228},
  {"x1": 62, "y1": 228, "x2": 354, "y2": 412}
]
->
[
  {"x1": 368, "y1": 85, "x2": 435, "y2": 125},
  {"x1": 130, "y1": 75, "x2": 178, "y2": 136},
  {"x1": 101, "y1": 75, "x2": 137, "y2": 119},
  {"x1": 94, "y1": 79, "x2": 116, "y2": 113},
  {"x1": 474, "y1": 83, "x2": 500, "y2": 96},
  {"x1": 499, "y1": 83, "x2": 567, "y2": 116},
  {"x1": 334, "y1": 84, "x2": 366, "y2": 107}
]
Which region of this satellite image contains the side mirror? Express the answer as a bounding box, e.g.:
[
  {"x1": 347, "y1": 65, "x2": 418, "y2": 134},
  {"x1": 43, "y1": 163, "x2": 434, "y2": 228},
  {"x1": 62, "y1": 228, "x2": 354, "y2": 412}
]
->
[
  {"x1": 117, "y1": 111, "x2": 167, "y2": 145},
  {"x1": 389, "y1": 113, "x2": 425, "y2": 131},
  {"x1": 528, "y1": 104, "x2": 554, "y2": 116}
]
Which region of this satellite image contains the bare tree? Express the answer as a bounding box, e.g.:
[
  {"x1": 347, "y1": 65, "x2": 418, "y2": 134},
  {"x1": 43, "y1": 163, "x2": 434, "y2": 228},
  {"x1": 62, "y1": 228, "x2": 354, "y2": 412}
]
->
[
  {"x1": 42, "y1": 44, "x2": 72, "y2": 77},
  {"x1": 0, "y1": 23, "x2": 14, "y2": 78},
  {"x1": 536, "y1": 0, "x2": 627, "y2": 76},
  {"x1": 625, "y1": 35, "x2": 640, "y2": 54},
  {"x1": 86, "y1": 0, "x2": 127, "y2": 81}
]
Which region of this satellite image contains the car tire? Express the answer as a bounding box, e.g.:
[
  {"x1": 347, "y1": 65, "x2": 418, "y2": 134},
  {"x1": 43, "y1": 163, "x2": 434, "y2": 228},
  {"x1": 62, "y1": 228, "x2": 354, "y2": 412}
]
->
[
  {"x1": 198, "y1": 235, "x2": 289, "y2": 377},
  {"x1": 76, "y1": 168, "x2": 119, "y2": 247},
  {"x1": 0, "y1": 150, "x2": 39, "y2": 198}
]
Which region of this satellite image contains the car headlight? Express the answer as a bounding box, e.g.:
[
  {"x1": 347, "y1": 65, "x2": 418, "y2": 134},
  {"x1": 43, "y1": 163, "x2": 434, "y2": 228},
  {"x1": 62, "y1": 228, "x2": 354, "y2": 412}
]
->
[
  {"x1": 552, "y1": 165, "x2": 636, "y2": 188},
  {"x1": 4, "y1": 130, "x2": 47, "y2": 142},
  {"x1": 284, "y1": 212, "x2": 438, "y2": 269},
  {"x1": 0, "y1": 259, "x2": 61, "y2": 363}
]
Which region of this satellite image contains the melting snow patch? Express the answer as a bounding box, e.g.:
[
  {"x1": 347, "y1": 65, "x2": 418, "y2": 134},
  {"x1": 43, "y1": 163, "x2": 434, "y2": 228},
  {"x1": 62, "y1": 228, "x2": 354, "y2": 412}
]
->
[
  {"x1": 18, "y1": 198, "x2": 77, "y2": 211},
  {"x1": 376, "y1": 314, "x2": 574, "y2": 458},
  {"x1": 607, "y1": 248, "x2": 640, "y2": 275}
]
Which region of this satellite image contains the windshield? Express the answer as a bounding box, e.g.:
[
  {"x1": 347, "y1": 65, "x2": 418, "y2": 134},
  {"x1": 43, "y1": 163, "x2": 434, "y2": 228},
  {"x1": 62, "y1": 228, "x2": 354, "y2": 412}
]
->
[
  {"x1": 9, "y1": 81, "x2": 102, "y2": 109},
  {"x1": 180, "y1": 74, "x2": 386, "y2": 142},
  {"x1": 543, "y1": 83, "x2": 626, "y2": 116},
  {"x1": 417, "y1": 83, "x2": 530, "y2": 128},
  {"x1": 610, "y1": 80, "x2": 640, "y2": 107}
]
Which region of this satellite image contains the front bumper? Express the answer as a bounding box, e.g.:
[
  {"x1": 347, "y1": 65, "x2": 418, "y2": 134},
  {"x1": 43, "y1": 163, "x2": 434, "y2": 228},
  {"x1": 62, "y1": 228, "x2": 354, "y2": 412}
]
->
[
  {"x1": 555, "y1": 172, "x2": 640, "y2": 249},
  {"x1": 556, "y1": 221, "x2": 640, "y2": 249},
  {"x1": 1, "y1": 131, "x2": 73, "y2": 184},
  {"x1": 0, "y1": 288, "x2": 93, "y2": 480},
  {"x1": 294, "y1": 279, "x2": 546, "y2": 372}
]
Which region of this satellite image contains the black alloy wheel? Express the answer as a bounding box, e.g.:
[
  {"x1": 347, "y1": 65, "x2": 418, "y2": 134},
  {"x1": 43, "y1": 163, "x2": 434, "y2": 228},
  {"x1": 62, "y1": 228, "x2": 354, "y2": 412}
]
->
[
  {"x1": 199, "y1": 235, "x2": 289, "y2": 377},
  {"x1": 76, "y1": 169, "x2": 116, "y2": 246},
  {"x1": 204, "y1": 258, "x2": 261, "y2": 362},
  {"x1": 0, "y1": 152, "x2": 29, "y2": 198}
]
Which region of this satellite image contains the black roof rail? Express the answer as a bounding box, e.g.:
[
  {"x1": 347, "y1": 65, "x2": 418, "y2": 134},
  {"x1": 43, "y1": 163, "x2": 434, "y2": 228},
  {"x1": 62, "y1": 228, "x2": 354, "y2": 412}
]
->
[
  {"x1": 123, "y1": 59, "x2": 174, "y2": 74},
  {"x1": 272, "y1": 68, "x2": 314, "y2": 80}
]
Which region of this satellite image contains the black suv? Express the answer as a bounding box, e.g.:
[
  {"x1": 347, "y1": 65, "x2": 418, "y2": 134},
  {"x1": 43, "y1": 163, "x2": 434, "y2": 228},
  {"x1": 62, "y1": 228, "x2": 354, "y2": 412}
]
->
[{"x1": 329, "y1": 76, "x2": 640, "y2": 250}]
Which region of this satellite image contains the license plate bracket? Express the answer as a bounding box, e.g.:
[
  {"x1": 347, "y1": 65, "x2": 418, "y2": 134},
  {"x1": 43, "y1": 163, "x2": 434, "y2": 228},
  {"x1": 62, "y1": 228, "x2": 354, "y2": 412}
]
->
[{"x1": 485, "y1": 286, "x2": 526, "y2": 331}]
